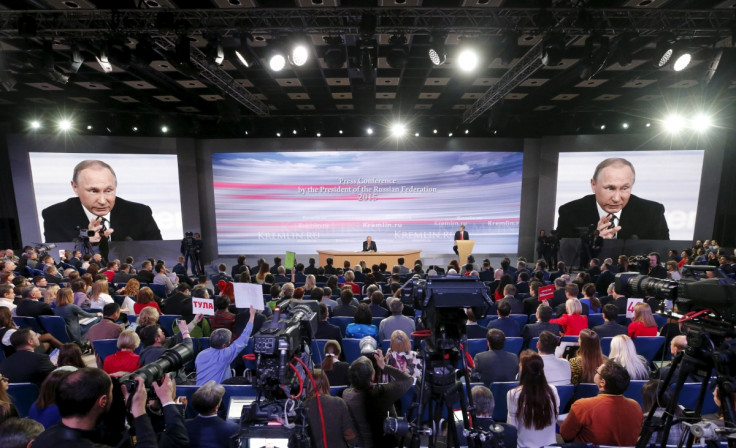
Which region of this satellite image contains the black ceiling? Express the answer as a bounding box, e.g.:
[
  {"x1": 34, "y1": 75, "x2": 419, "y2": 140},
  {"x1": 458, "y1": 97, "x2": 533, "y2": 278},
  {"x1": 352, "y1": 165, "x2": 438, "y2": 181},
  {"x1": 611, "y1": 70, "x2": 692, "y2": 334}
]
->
[{"x1": 0, "y1": 0, "x2": 734, "y2": 138}]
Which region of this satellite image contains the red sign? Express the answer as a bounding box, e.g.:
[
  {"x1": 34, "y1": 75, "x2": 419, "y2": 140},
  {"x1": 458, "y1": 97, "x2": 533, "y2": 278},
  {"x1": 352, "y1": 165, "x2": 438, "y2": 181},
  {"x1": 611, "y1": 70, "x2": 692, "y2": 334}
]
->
[{"x1": 538, "y1": 284, "x2": 555, "y2": 301}]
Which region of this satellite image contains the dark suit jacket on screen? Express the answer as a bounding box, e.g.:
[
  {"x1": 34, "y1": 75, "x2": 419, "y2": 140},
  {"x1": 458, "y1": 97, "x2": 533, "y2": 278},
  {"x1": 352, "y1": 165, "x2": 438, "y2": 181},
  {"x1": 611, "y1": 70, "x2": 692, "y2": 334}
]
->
[
  {"x1": 362, "y1": 240, "x2": 377, "y2": 252},
  {"x1": 42, "y1": 197, "x2": 162, "y2": 242},
  {"x1": 556, "y1": 194, "x2": 669, "y2": 240}
]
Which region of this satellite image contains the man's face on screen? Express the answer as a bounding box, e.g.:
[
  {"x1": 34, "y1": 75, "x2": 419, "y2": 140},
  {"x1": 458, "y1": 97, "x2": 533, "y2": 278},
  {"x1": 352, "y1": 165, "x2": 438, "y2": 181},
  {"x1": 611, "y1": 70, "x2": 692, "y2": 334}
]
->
[
  {"x1": 590, "y1": 164, "x2": 634, "y2": 214},
  {"x1": 72, "y1": 167, "x2": 117, "y2": 216}
]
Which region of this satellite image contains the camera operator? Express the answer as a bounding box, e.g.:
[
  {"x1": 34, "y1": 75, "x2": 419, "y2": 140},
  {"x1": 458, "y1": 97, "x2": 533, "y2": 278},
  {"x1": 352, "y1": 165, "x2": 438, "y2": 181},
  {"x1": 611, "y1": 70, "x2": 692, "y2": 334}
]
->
[
  {"x1": 31, "y1": 368, "x2": 187, "y2": 448},
  {"x1": 343, "y1": 349, "x2": 413, "y2": 448}
]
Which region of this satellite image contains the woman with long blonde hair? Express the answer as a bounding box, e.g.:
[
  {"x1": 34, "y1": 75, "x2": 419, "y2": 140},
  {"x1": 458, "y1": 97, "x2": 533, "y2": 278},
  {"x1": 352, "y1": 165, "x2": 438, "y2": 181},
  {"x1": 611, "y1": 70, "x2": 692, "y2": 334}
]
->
[
  {"x1": 609, "y1": 334, "x2": 650, "y2": 380},
  {"x1": 89, "y1": 279, "x2": 114, "y2": 310},
  {"x1": 43, "y1": 284, "x2": 60, "y2": 305}
]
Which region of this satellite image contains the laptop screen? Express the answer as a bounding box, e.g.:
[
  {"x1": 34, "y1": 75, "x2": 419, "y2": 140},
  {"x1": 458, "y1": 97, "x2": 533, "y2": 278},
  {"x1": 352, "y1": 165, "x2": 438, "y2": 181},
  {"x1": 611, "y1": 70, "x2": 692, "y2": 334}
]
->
[{"x1": 227, "y1": 397, "x2": 255, "y2": 421}]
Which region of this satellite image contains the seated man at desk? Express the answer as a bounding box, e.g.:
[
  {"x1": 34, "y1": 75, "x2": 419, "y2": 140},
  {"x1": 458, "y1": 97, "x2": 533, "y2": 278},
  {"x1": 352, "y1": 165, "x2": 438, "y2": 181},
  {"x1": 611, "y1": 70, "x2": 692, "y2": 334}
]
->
[{"x1": 362, "y1": 236, "x2": 377, "y2": 252}]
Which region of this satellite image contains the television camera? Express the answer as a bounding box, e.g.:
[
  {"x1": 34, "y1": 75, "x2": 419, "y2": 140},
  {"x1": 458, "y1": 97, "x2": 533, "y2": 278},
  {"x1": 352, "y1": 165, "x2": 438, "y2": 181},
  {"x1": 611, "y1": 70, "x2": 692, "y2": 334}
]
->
[
  {"x1": 614, "y1": 266, "x2": 736, "y2": 448},
  {"x1": 234, "y1": 301, "x2": 318, "y2": 448},
  {"x1": 387, "y1": 275, "x2": 499, "y2": 448}
]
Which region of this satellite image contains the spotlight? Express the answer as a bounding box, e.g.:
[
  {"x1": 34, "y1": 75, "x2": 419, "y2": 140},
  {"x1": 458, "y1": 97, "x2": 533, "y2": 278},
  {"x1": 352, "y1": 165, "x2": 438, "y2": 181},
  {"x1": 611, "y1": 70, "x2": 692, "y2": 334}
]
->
[
  {"x1": 316, "y1": 132, "x2": 321, "y2": 137},
  {"x1": 204, "y1": 37, "x2": 224, "y2": 66},
  {"x1": 366, "y1": 127, "x2": 373, "y2": 135},
  {"x1": 448, "y1": 132, "x2": 453, "y2": 137},
  {"x1": 663, "y1": 114, "x2": 684, "y2": 133},
  {"x1": 339, "y1": 129, "x2": 343, "y2": 134},
  {"x1": 386, "y1": 34, "x2": 408, "y2": 69},
  {"x1": 288, "y1": 37, "x2": 309, "y2": 67},
  {"x1": 324, "y1": 36, "x2": 346, "y2": 69},
  {"x1": 390, "y1": 123, "x2": 406, "y2": 138},
  {"x1": 57, "y1": 119, "x2": 73, "y2": 132},
  {"x1": 622, "y1": 122, "x2": 629, "y2": 129},
  {"x1": 69, "y1": 46, "x2": 85, "y2": 73},
  {"x1": 673, "y1": 48, "x2": 692, "y2": 72},
  {"x1": 692, "y1": 113, "x2": 712, "y2": 130},
  {"x1": 433, "y1": 129, "x2": 438, "y2": 134},
  {"x1": 87, "y1": 124, "x2": 93, "y2": 130},
  {"x1": 464, "y1": 129, "x2": 469, "y2": 134},
  {"x1": 579, "y1": 33, "x2": 609, "y2": 80},
  {"x1": 30, "y1": 120, "x2": 41, "y2": 130},
  {"x1": 292, "y1": 129, "x2": 297, "y2": 135},
  {"x1": 428, "y1": 34, "x2": 447, "y2": 66},
  {"x1": 600, "y1": 124, "x2": 606, "y2": 130},
  {"x1": 132, "y1": 126, "x2": 138, "y2": 132},
  {"x1": 276, "y1": 132, "x2": 281, "y2": 137},
  {"x1": 457, "y1": 47, "x2": 479, "y2": 72},
  {"x1": 161, "y1": 125, "x2": 169, "y2": 133},
  {"x1": 645, "y1": 122, "x2": 651, "y2": 128},
  {"x1": 269, "y1": 52, "x2": 286, "y2": 71},
  {"x1": 414, "y1": 132, "x2": 419, "y2": 137},
  {"x1": 654, "y1": 34, "x2": 675, "y2": 68},
  {"x1": 541, "y1": 34, "x2": 565, "y2": 67}
]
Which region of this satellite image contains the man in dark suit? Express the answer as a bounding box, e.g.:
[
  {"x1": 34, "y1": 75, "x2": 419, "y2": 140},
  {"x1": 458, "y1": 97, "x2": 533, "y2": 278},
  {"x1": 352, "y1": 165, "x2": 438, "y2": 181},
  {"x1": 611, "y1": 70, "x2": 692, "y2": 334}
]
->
[
  {"x1": 599, "y1": 283, "x2": 628, "y2": 315},
  {"x1": 496, "y1": 284, "x2": 523, "y2": 315},
  {"x1": 486, "y1": 301, "x2": 521, "y2": 337},
  {"x1": 556, "y1": 157, "x2": 669, "y2": 240},
  {"x1": 472, "y1": 329, "x2": 519, "y2": 385},
  {"x1": 163, "y1": 284, "x2": 195, "y2": 322},
  {"x1": 648, "y1": 252, "x2": 668, "y2": 279},
  {"x1": 0, "y1": 328, "x2": 55, "y2": 385},
  {"x1": 186, "y1": 381, "x2": 240, "y2": 447},
  {"x1": 16, "y1": 286, "x2": 54, "y2": 318},
  {"x1": 315, "y1": 303, "x2": 342, "y2": 342},
  {"x1": 453, "y1": 224, "x2": 469, "y2": 255},
  {"x1": 41, "y1": 160, "x2": 162, "y2": 243},
  {"x1": 549, "y1": 261, "x2": 567, "y2": 282},
  {"x1": 592, "y1": 304, "x2": 628, "y2": 338},
  {"x1": 596, "y1": 262, "x2": 615, "y2": 297},
  {"x1": 522, "y1": 305, "x2": 562, "y2": 344},
  {"x1": 137, "y1": 260, "x2": 155, "y2": 284},
  {"x1": 112, "y1": 263, "x2": 135, "y2": 284},
  {"x1": 362, "y1": 236, "x2": 377, "y2": 252}
]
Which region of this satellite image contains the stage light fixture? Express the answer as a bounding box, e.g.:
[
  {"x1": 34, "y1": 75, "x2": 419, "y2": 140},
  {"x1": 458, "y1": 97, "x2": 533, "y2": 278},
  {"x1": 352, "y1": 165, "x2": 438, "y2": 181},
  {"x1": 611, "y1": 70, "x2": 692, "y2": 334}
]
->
[
  {"x1": 622, "y1": 122, "x2": 629, "y2": 129},
  {"x1": 161, "y1": 125, "x2": 169, "y2": 133},
  {"x1": 69, "y1": 46, "x2": 85, "y2": 73},
  {"x1": 386, "y1": 34, "x2": 408, "y2": 69},
  {"x1": 288, "y1": 37, "x2": 309, "y2": 67},
  {"x1": 205, "y1": 37, "x2": 224, "y2": 66},
  {"x1": 132, "y1": 126, "x2": 138, "y2": 132},
  {"x1": 276, "y1": 132, "x2": 281, "y2": 137},
  {"x1": 692, "y1": 113, "x2": 713, "y2": 130},
  {"x1": 269, "y1": 52, "x2": 286, "y2": 71},
  {"x1": 415, "y1": 132, "x2": 419, "y2": 137},
  {"x1": 95, "y1": 44, "x2": 113, "y2": 73},
  {"x1": 366, "y1": 127, "x2": 373, "y2": 135},
  {"x1": 541, "y1": 34, "x2": 565, "y2": 67},
  {"x1": 457, "y1": 47, "x2": 479, "y2": 72},
  {"x1": 390, "y1": 123, "x2": 406, "y2": 138},
  {"x1": 30, "y1": 120, "x2": 41, "y2": 130},
  {"x1": 324, "y1": 36, "x2": 346, "y2": 69},
  {"x1": 448, "y1": 132, "x2": 453, "y2": 137},
  {"x1": 663, "y1": 114, "x2": 684, "y2": 133},
  {"x1": 612, "y1": 32, "x2": 636, "y2": 67},
  {"x1": 672, "y1": 47, "x2": 692, "y2": 72},
  {"x1": 428, "y1": 34, "x2": 447, "y2": 66},
  {"x1": 579, "y1": 33, "x2": 610, "y2": 80},
  {"x1": 654, "y1": 34, "x2": 676, "y2": 68},
  {"x1": 57, "y1": 119, "x2": 73, "y2": 132},
  {"x1": 359, "y1": 45, "x2": 375, "y2": 83}
]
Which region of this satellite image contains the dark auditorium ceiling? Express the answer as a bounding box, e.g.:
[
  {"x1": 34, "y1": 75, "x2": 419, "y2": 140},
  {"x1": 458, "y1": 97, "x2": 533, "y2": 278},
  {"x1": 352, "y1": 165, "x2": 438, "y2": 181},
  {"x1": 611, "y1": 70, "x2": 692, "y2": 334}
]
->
[{"x1": 0, "y1": 0, "x2": 734, "y2": 138}]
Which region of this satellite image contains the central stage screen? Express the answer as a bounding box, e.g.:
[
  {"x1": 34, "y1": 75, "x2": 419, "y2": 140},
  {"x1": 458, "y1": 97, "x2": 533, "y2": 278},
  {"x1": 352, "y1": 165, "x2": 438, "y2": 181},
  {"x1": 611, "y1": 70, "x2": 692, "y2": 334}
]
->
[{"x1": 213, "y1": 151, "x2": 523, "y2": 255}]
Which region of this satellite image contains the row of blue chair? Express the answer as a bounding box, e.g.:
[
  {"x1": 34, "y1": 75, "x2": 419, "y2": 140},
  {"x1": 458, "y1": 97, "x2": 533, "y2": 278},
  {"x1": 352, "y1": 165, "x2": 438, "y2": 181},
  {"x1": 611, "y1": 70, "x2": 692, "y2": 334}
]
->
[{"x1": 12, "y1": 315, "x2": 72, "y2": 344}]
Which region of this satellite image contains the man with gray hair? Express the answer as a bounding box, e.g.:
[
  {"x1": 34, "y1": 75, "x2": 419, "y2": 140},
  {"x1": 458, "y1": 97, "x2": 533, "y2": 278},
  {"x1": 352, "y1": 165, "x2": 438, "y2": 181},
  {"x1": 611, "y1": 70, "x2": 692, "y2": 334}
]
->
[
  {"x1": 195, "y1": 306, "x2": 255, "y2": 385},
  {"x1": 321, "y1": 286, "x2": 337, "y2": 310},
  {"x1": 378, "y1": 298, "x2": 414, "y2": 341},
  {"x1": 41, "y1": 159, "x2": 162, "y2": 243},
  {"x1": 186, "y1": 380, "x2": 239, "y2": 448},
  {"x1": 556, "y1": 157, "x2": 669, "y2": 240}
]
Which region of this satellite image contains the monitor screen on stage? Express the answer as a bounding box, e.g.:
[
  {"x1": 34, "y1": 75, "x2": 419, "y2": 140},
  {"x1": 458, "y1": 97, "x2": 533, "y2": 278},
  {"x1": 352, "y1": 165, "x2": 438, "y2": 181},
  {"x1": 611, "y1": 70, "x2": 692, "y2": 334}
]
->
[
  {"x1": 554, "y1": 150, "x2": 704, "y2": 241},
  {"x1": 28, "y1": 152, "x2": 184, "y2": 242},
  {"x1": 212, "y1": 151, "x2": 523, "y2": 254}
]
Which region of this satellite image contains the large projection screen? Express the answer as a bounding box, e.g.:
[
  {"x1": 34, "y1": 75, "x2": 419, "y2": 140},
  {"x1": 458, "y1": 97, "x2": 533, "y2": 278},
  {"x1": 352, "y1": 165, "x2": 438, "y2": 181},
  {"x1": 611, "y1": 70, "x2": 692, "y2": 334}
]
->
[
  {"x1": 212, "y1": 151, "x2": 523, "y2": 255},
  {"x1": 554, "y1": 150, "x2": 704, "y2": 241}
]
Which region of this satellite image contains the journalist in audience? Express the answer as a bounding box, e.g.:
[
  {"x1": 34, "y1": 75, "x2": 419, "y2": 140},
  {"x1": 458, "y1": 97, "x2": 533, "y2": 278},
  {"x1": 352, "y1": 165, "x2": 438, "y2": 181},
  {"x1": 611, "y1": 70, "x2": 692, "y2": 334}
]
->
[
  {"x1": 609, "y1": 334, "x2": 651, "y2": 380},
  {"x1": 0, "y1": 417, "x2": 44, "y2": 448},
  {"x1": 103, "y1": 330, "x2": 141, "y2": 375},
  {"x1": 569, "y1": 329, "x2": 607, "y2": 385},
  {"x1": 304, "y1": 368, "x2": 356, "y2": 448},
  {"x1": 29, "y1": 369, "x2": 72, "y2": 429},
  {"x1": 54, "y1": 287, "x2": 101, "y2": 347},
  {"x1": 195, "y1": 306, "x2": 255, "y2": 385},
  {"x1": 186, "y1": 381, "x2": 239, "y2": 448},
  {"x1": 321, "y1": 339, "x2": 349, "y2": 386}
]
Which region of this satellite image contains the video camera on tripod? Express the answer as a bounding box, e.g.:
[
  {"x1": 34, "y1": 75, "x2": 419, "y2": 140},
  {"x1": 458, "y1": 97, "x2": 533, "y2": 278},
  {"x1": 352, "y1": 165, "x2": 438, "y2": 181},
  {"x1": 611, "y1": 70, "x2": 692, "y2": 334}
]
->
[
  {"x1": 387, "y1": 275, "x2": 500, "y2": 448},
  {"x1": 234, "y1": 301, "x2": 318, "y2": 448},
  {"x1": 614, "y1": 266, "x2": 736, "y2": 448}
]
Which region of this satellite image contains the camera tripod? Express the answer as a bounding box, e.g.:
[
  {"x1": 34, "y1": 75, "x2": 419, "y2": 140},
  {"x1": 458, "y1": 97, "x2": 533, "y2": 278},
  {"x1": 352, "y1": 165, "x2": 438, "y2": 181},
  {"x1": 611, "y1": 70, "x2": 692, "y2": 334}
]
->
[{"x1": 637, "y1": 323, "x2": 736, "y2": 448}]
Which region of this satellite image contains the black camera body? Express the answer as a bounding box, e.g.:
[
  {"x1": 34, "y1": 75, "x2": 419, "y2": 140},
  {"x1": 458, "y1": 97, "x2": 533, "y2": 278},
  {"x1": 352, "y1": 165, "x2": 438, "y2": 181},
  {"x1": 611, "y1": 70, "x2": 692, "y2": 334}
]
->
[
  {"x1": 75, "y1": 226, "x2": 96, "y2": 240},
  {"x1": 119, "y1": 341, "x2": 194, "y2": 395},
  {"x1": 251, "y1": 302, "x2": 317, "y2": 399}
]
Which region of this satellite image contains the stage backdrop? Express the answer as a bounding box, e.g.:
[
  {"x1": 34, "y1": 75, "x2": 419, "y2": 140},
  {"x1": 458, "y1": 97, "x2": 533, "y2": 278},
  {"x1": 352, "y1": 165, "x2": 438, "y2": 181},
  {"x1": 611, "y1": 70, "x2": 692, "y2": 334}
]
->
[
  {"x1": 212, "y1": 151, "x2": 523, "y2": 255},
  {"x1": 554, "y1": 150, "x2": 704, "y2": 241}
]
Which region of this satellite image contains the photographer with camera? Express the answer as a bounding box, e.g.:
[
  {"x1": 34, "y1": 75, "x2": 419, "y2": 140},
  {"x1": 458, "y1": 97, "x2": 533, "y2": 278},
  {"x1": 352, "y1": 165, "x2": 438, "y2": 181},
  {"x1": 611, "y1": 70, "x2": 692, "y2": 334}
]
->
[
  {"x1": 343, "y1": 346, "x2": 413, "y2": 448},
  {"x1": 31, "y1": 368, "x2": 187, "y2": 448}
]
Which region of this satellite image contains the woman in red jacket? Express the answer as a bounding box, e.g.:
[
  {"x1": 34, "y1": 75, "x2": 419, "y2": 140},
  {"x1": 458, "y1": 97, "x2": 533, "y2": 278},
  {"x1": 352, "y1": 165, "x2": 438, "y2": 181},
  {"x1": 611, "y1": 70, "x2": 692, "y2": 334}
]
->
[
  {"x1": 550, "y1": 299, "x2": 588, "y2": 336},
  {"x1": 628, "y1": 302, "x2": 658, "y2": 337}
]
